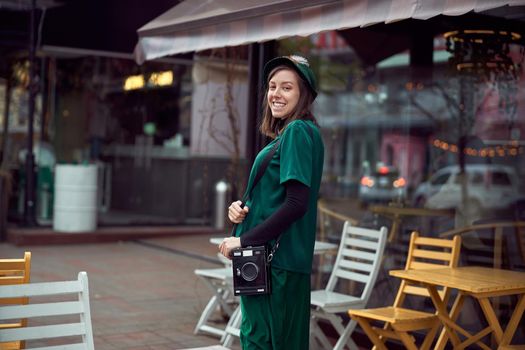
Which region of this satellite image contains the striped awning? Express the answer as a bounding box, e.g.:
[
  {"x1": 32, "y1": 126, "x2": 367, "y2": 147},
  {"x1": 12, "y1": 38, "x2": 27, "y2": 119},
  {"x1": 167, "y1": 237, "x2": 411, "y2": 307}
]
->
[{"x1": 135, "y1": 0, "x2": 525, "y2": 63}]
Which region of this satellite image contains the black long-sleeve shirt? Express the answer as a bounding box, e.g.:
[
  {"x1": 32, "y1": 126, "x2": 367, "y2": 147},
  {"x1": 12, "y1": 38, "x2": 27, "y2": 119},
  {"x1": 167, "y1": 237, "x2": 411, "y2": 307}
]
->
[{"x1": 240, "y1": 180, "x2": 309, "y2": 247}]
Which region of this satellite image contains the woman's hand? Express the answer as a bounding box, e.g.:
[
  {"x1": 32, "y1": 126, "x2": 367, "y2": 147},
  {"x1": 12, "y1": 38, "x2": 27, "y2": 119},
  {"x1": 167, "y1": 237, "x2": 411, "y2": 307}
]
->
[
  {"x1": 228, "y1": 200, "x2": 249, "y2": 224},
  {"x1": 219, "y1": 237, "x2": 241, "y2": 259}
]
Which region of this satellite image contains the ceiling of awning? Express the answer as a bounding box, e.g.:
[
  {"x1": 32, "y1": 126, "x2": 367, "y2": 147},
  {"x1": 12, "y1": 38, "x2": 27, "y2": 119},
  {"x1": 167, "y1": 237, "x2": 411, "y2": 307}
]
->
[
  {"x1": 0, "y1": 0, "x2": 64, "y2": 10},
  {"x1": 135, "y1": 0, "x2": 525, "y2": 64}
]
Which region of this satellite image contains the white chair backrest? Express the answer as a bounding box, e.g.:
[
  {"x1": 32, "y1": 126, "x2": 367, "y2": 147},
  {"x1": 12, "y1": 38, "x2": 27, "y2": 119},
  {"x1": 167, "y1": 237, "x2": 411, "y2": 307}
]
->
[
  {"x1": 325, "y1": 222, "x2": 387, "y2": 301},
  {"x1": 0, "y1": 271, "x2": 94, "y2": 350}
]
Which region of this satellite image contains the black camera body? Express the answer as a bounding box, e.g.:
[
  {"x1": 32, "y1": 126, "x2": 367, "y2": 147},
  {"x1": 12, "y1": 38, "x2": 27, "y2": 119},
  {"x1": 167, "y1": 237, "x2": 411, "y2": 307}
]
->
[{"x1": 231, "y1": 245, "x2": 271, "y2": 296}]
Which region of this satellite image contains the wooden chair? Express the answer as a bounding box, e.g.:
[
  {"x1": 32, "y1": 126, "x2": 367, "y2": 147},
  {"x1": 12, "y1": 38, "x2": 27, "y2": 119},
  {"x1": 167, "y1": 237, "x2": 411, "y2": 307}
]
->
[
  {"x1": 348, "y1": 232, "x2": 461, "y2": 350},
  {"x1": 0, "y1": 271, "x2": 94, "y2": 350},
  {"x1": 310, "y1": 223, "x2": 388, "y2": 350},
  {"x1": 0, "y1": 251, "x2": 31, "y2": 350}
]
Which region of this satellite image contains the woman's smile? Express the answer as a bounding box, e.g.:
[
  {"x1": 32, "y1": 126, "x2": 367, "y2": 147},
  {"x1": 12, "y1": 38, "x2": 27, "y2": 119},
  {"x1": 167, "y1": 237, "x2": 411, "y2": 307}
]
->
[
  {"x1": 267, "y1": 69, "x2": 300, "y2": 119},
  {"x1": 271, "y1": 100, "x2": 286, "y2": 110}
]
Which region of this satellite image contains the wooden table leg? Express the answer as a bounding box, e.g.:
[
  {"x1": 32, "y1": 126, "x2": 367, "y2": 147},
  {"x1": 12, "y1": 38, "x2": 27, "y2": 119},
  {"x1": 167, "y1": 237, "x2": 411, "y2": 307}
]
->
[
  {"x1": 492, "y1": 227, "x2": 503, "y2": 348},
  {"x1": 388, "y1": 215, "x2": 400, "y2": 243},
  {"x1": 434, "y1": 292, "x2": 466, "y2": 350},
  {"x1": 499, "y1": 293, "x2": 525, "y2": 347},
  {"x1": 493, "y1": 227, "x2": 503, "y2": 270},
  {"x1": 478, "y1": 297, "x2": 504, "y2": 344},
  {"x1": 426, "y1": 285, "x2": 462, "y2": 347}
]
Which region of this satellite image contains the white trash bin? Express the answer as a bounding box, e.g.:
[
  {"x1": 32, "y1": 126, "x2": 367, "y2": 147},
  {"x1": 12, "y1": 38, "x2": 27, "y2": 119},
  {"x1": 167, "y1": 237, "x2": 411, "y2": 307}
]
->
[{"x1": 53, "y1": 164, "x2": 98, "y2": 232}]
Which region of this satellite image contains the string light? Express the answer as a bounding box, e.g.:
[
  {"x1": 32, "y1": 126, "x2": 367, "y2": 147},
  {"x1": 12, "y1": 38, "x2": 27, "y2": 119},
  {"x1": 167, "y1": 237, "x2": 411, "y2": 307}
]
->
[
  {"x1": 431, "y1": 138, "x2": 523, "y2": 157},
  {"x1": 444, "y1": 30, "x2": 521, "y2": 74}
]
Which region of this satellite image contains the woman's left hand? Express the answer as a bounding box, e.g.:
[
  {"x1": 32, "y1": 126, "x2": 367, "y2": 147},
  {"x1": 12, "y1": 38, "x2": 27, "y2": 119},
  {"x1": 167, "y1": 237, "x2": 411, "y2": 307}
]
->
[{"x1": 219, "y1": 237, "x2": 241, "y2": 259}]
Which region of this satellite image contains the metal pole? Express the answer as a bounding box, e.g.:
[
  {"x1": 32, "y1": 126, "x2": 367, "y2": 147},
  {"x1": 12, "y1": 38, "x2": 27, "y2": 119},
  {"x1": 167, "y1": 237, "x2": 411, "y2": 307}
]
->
[
  {"x1": 409, "y1": 24, "x2": 433, "y2": 83},
  {"x1": 24, "y1": 0, "x2": 37, "y2": 226},
  {"x1": 0, "y1": 76, "x2": 11, "y2": 241},
  {"x1": 40, "y1": 56, "x2": 48, "y2": 142},
  {"x1": 254, "y1": 41, "x2": 275, "y2": 155},
  {"x1": 1, "y1": 77, "x2": 11, "y2": 166},
  {"x1": 246, "y1": 43, "x2": 260, "y2": 164}
]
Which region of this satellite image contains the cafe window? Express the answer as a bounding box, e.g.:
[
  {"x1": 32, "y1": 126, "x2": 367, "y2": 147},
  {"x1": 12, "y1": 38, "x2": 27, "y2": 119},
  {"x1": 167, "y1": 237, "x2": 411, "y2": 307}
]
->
[
  {"x1": 277, "y1": 29, "x2": 524, "y2": 227},
  {"x1": 278, "y1": 27, "x2": 525, "y2": 338}
]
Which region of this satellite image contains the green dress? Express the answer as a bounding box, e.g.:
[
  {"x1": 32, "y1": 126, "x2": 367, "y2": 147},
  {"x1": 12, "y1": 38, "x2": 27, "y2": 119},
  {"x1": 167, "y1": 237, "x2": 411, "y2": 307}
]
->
[{"x1": 235, "y1": 119, "x2": 324, "y2": 349}]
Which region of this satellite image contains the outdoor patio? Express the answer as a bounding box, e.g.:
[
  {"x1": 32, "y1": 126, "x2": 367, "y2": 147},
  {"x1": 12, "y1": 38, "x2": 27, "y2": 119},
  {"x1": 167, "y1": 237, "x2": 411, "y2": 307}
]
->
[{"x1": 0, "y1": 233, "x2": 243, "y2": 349}]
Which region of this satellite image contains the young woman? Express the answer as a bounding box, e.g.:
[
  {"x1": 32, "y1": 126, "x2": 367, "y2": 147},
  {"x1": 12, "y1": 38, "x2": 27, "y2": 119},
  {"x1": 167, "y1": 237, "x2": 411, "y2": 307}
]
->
[{"x1": 219, "y1": 55, "x2": 324, "y2": 349}]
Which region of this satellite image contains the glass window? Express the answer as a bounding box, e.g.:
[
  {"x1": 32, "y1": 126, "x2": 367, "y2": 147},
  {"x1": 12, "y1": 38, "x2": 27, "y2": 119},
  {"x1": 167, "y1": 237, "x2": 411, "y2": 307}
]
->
[
  {"x1": 277, "y1": 27, "x2": 525, "y2": 325},
  {"x1": 469, "y1": 172, "x2": 484, "y2": 185},
  {"x1": 432, "y1": 173, "x2": 451, "y2": 186},
  {"x1": 491, "y1": 171, "x2": 512, "y2": 186}
]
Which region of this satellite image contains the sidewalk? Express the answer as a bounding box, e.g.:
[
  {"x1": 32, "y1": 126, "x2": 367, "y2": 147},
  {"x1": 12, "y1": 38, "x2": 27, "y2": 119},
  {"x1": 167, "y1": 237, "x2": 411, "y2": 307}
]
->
[{"x1": 0, "y1": 233, "x2": 241, "y2": 349}]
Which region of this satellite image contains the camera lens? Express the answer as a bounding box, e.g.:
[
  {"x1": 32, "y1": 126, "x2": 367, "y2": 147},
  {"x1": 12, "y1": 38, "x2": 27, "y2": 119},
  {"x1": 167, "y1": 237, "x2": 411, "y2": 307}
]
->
[{"x1": 241, "y1": 262, "x2": 259, "y2": 281}]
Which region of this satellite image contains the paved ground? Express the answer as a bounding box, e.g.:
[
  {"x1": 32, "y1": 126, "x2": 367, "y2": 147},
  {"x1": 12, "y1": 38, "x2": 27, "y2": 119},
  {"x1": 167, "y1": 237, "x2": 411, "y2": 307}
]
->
[{"x1": 0, "y1": 233, "x2": 243, "y2": 350}]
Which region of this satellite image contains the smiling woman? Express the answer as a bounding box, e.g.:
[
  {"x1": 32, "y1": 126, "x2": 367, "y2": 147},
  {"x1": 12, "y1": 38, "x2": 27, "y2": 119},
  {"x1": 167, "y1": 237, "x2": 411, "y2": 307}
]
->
[{"x1": 219, "y1": 55, "x2": 324, "y2": 350}]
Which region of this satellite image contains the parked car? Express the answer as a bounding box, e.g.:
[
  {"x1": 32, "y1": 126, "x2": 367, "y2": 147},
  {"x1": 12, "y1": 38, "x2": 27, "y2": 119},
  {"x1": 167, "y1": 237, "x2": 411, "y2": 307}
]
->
[
  {"x1": 412, "y1": 164, "x2": 523, "y2": 211},
  {"x1": 358, "y1": 164, "x2": 407, "y2": 204}
]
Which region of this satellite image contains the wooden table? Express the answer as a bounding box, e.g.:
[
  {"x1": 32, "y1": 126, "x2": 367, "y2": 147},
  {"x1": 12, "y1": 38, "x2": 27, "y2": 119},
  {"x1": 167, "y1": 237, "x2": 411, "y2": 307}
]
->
[
  {"x1": 369, "y1": 205, "x2": 454, "y2": 242},
  {"x1": 390, "y1": 266, "x2": 525, "y2": 349}
]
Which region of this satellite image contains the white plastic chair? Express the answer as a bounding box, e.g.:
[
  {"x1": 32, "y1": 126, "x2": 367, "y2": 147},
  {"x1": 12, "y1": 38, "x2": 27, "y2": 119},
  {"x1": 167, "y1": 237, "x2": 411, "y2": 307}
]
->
[
  {"x1": 179, "y1": 345, "x2": 230, "y2": 350},
  {"x1": 194, "y1": 254, "x2": 237, "y2": 338},
  {"x1": 0, "y1": 271, "x2": 94, "y2": 350},
  {"x1": 220, "y1": 304, "x2": 242, "y2": 348},
  {"x1": 310, "y1": 223, "x2": 388, "y2": 350}
]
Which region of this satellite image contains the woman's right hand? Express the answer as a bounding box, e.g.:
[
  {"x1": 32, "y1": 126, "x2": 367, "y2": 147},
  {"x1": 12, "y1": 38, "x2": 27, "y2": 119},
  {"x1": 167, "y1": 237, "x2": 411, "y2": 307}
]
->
[{"x1": 228, "y1": 200, "x2": 249, "y2": 224}]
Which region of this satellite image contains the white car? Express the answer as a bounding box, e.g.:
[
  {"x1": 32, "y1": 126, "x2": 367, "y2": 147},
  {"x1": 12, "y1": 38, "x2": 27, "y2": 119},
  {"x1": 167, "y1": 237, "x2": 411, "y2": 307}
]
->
[{"x1": 412, "y1": 164, "x2": 522, "y2": 211}]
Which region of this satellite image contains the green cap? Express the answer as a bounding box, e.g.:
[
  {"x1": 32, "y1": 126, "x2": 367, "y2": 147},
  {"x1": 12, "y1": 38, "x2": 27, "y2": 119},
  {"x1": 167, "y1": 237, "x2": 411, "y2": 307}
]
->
[{"x1": 263, "y1": 55, "x2": 318, "y2": 99}]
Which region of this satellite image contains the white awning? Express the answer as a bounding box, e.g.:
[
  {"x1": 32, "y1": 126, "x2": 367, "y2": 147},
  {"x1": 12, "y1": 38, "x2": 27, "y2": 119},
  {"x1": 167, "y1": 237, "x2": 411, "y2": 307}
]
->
[{"x1": 135, "y1": 0, "x2": 525, "y2": 63}]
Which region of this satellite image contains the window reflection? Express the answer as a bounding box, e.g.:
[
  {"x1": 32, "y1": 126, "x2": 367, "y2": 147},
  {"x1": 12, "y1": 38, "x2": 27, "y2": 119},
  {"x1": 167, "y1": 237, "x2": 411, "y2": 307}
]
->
[
  {"x1": 278, "y1": 31, "x2": 524, "y2": 225},
  {"x1": 279, "y1": 30, "x2": 525, "y2": 327}
]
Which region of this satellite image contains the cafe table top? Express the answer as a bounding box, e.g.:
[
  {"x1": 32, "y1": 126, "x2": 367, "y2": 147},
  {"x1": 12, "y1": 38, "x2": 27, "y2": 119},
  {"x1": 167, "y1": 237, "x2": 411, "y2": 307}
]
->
[
  {"x1": 369, "y1": 205, "x2": 454, "y2": 217},
  {"x1": 390, "y1": 266, "x2": 525, "y2": 296}
]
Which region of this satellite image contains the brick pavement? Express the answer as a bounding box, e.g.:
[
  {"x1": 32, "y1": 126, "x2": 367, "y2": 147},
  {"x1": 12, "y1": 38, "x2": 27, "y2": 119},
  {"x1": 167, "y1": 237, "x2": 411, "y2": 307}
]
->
[{"x1": 0, "y1": 233, "x2": 242, "y2": 350}]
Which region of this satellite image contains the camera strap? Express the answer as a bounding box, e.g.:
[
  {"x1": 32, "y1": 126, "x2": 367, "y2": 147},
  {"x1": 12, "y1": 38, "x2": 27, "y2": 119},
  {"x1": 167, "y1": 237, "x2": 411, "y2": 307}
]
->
[
  {"x1": 229, "y1": 138, "x2": 280, "y2": 238},
  {"x1": 231, "y1": 123, "x2": 315, "y2": 264}
]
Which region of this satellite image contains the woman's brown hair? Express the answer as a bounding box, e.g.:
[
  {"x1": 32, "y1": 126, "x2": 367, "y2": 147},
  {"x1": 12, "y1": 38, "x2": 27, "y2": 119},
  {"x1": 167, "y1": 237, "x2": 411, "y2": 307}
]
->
[{"x1": 260, "y1": 65, "x2": 318, "y2": 138}]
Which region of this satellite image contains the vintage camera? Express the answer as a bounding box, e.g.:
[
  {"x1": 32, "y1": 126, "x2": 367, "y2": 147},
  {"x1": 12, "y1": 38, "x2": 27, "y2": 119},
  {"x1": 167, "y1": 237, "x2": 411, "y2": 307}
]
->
[{"x1": 231, "y1": 245, "x2": 271, "y2": 296}]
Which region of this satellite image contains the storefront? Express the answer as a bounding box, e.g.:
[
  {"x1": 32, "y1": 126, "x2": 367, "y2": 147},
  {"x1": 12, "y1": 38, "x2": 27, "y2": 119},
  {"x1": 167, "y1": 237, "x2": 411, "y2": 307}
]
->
[
  {"x1": 135, "y1": 0, "x2": 525, "y2": 344},
  {"x1": 1, "y1": 45, "x2": 256, "y2": 227},
  {"x1": 136, "y1": 0, "x2": 525, "y2": 241}
]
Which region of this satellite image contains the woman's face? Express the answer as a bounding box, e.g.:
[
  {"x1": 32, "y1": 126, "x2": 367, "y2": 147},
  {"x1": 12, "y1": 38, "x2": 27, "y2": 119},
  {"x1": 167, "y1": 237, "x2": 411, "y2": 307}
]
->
[{"x1": 267, "y1": 68, "x2": 301, "y2": 119}]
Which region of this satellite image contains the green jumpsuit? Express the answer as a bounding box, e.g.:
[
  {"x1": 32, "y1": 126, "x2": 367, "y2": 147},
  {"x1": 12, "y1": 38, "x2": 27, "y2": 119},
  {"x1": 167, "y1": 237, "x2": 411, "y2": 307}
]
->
[{"x1": 235, "y1": 119, "x2": 324, "y2": 349}]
